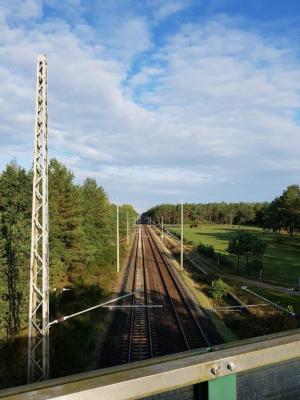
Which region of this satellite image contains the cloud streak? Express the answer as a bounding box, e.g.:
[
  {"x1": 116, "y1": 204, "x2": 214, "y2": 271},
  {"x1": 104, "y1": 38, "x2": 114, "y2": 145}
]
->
[{"x1": 0, "y1": 2, "x2": 299, "y2": 211}]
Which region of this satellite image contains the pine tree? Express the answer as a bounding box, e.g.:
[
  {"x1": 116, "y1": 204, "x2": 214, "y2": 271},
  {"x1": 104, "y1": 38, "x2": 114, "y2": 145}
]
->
[{"x1": 49, "y1": 159, "x2": 84, "y2": 285}]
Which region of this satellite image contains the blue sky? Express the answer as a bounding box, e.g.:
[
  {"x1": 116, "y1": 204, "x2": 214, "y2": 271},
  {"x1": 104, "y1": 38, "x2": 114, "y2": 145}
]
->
[{"x1": 0, "y1": 0, "x2": 300, "y2": 212}]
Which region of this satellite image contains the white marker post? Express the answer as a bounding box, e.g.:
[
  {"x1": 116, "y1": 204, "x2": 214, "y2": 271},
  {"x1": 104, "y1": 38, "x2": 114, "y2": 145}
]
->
[
  {"x1": 126, "y1": 211, "x2": 129, "y2": 245},
  {"x1": 180, "y1": 201, "x2": 184, "y2": 270},
  {"x1": 117, "y1": 203, "x2": 120, "y2": 273}
]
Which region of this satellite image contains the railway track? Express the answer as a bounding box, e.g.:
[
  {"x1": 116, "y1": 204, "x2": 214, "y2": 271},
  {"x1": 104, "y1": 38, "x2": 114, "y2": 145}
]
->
[
  {"x1": 125, "y1": 224, "x2": 212, "y2": 358},
  {"x1": 100, "y1": 224, "x2": 219, "y2": 368},
  {"x1": 144, "y1": 225, "x2": 210, "y2": 351},
  {"x1": 127, "y1": 226, "x2": 153, "y2": 362}
]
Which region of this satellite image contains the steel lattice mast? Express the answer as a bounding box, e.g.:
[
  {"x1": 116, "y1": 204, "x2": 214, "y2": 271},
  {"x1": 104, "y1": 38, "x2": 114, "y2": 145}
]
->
[{"x1": 28, "y1": 54, "x2": 49, "y2": 383}]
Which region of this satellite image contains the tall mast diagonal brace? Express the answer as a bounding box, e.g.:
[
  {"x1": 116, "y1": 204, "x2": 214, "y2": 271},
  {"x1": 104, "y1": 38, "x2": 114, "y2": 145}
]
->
[{"x1": 28, "y1": 54, "x2": 49, "y2": 383}]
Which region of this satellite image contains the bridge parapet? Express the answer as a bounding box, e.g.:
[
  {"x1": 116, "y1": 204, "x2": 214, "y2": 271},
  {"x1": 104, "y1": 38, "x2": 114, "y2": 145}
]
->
[{"x1": 1, "y1": 329, "x2": 300, "y2": 399}]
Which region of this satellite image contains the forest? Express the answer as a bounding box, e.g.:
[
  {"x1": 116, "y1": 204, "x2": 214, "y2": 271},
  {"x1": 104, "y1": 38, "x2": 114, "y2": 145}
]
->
[
  {"x1": 0, "y1": 159, "x2": 136, "y2": 351},
  {"x1": 142, "y1": 185, "x2": 300, "y2": 235}
]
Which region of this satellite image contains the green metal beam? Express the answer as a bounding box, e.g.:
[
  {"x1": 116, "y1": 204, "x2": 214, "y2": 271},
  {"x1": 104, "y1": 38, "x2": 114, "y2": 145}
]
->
[{"x1": 208, "y1": 375, "x2": 236, "y2": 400}]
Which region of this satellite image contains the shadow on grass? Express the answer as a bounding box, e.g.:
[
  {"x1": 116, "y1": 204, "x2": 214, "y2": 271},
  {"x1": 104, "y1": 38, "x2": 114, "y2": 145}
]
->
[{"x1": 195, "y1": 229, "x2": 276, "y2": 244}]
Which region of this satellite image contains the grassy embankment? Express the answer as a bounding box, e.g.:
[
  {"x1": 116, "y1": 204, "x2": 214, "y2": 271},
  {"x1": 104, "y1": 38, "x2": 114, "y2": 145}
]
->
[
  {"x1": 178, "y1": 268, "x2": 238, "y2": 342},
  {"x1": 167, "y1": 244, "x2": 297, "y2": 342},
  {"x1": 165, "y1": 225, "x2": 300, "y2": 339},
  {"x1": 169, "y1": 224, "x2": 300, "y2": 286}
]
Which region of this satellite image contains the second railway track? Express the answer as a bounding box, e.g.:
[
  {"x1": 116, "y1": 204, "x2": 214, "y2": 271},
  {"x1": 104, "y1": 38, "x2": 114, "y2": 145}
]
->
[{"x1": 143, "y1": 224, "x2": 211, "y2": 352}]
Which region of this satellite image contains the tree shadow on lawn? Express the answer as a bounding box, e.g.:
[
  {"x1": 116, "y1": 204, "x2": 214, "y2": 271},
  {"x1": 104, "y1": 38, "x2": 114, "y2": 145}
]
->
[
  {"x1": 195, "y1": 229, "x2": 254, "y2": 243},
  {"x1": 264, "y1": 253, "x2": 300, "y2": 264},
  {"x1": 195, "y1": 230, "x2": 300, "y2": 250},
  {"x1": 195, "y1": 230, "x2": 237, "y2": 242}
]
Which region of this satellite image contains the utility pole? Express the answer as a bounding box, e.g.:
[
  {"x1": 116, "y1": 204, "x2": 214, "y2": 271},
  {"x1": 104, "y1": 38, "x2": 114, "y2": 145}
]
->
[
  {"x1": 180, "y1": 201, "x2": 184, "y2": 271},
  {"x1": 117, "y1": 203, "x2": 120, "y2": 273},
  {"x1": 28, "y1": 54, "x2": 49, "y2": 383},
  {"x1": 126, "y1": 211, "x2": 129, "y2": 245},
  {"x1": 161, "y1": 216, "x2": 164, "y2": 242}
]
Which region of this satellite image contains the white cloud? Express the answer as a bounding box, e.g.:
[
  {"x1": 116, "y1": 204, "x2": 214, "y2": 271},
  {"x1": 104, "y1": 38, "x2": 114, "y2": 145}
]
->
[
  {"x1": 133, "y1": 20, "x2": 300, "y2": 159},
  {"x1": 17, "y1": 0, "x2": 43, "y2": 20},
  {"x1": 129, "y1": 67, "x2": 162, "y2": 89},
  {"x1": 0, "y1": 0, "x2": 42, "y2": 21},
  {"x1": 75, "y1": 165, "x2": 214, "y2": 185},
  {"x1": 264, "y1": 159, "x2": 300, "y2": 171},
  {"x1": 152, "y1": 0, "x2": 191, "y2": 21},
  {"x1": 95, "y1": 17, "x2": 152, "y2": 64},
  {"x1": 0, "y1": 4, "x2": 299, "y2": 210}
]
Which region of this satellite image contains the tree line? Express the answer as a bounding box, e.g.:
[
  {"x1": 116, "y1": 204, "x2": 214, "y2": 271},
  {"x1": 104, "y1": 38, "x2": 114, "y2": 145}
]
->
[
  {"x1": 142, "y1": 202, "x2": 266, "y2": 226},
  {"x1": 142, "y1": 185, "x2": 300, "y2": 235},
  {"x1": 0, "y1": 159, "x2": 137, "y2": 342}
]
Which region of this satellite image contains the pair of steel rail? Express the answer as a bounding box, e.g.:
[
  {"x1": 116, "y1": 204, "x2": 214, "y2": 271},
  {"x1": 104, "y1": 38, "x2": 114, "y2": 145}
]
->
[{"x1": 126, "y1": 225, "x2": 212, "y2": 363}]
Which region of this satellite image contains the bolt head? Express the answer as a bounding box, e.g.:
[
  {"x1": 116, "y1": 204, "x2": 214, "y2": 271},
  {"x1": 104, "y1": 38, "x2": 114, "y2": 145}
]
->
[
  {"x1": 211, "y1": 365, "x2": 221, "y2": 376},
  {"x1": 227, "y1": 361, "x2": 237, "y2": 371}
]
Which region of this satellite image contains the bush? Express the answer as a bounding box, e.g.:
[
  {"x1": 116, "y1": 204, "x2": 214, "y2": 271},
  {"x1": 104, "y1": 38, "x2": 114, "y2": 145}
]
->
[
  {"x1": 210, "y1": 279, "x2": 230, "y2": 299},
  {"x1": 171, "y1": 230, "x2": 180, "y2": 240},
  {"x1": 197, "y1": 244, "x2": 234, "y2": 268},
  {"x1": 197, "y1": 243, "x2": 215, "y2": 258}
]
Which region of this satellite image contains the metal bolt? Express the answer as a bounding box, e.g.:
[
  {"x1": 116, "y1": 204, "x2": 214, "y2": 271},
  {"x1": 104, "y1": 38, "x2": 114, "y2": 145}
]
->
[
  {"x1": 211, "y1": 365, "x2": 221, "y2": 376},
  {"x1": 227, "y1": 361, "x2": 237, "y2": 371}
]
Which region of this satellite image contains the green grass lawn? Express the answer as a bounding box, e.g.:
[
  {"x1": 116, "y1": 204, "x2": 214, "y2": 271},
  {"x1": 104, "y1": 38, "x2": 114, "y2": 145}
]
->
[{"x1": 169, "y1": 224, "x2": 300, "y2": 285}]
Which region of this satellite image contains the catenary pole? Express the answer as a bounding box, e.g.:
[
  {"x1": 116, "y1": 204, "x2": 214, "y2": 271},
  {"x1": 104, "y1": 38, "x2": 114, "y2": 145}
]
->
[{"x1": 28, "y1": 54, "x2": 49, "y2": 383}]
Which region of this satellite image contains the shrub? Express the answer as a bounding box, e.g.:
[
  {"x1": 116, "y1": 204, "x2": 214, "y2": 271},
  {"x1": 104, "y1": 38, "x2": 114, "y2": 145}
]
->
[
  {"x1": 197, "y1": 244, "x2": 234, "y2": 268},
  {"x1": 210, "y1": 279, "x2": 230, "y2": 299},
  {"x1": 197, "y1": 243, "x2": 215, "y2": 258}
]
